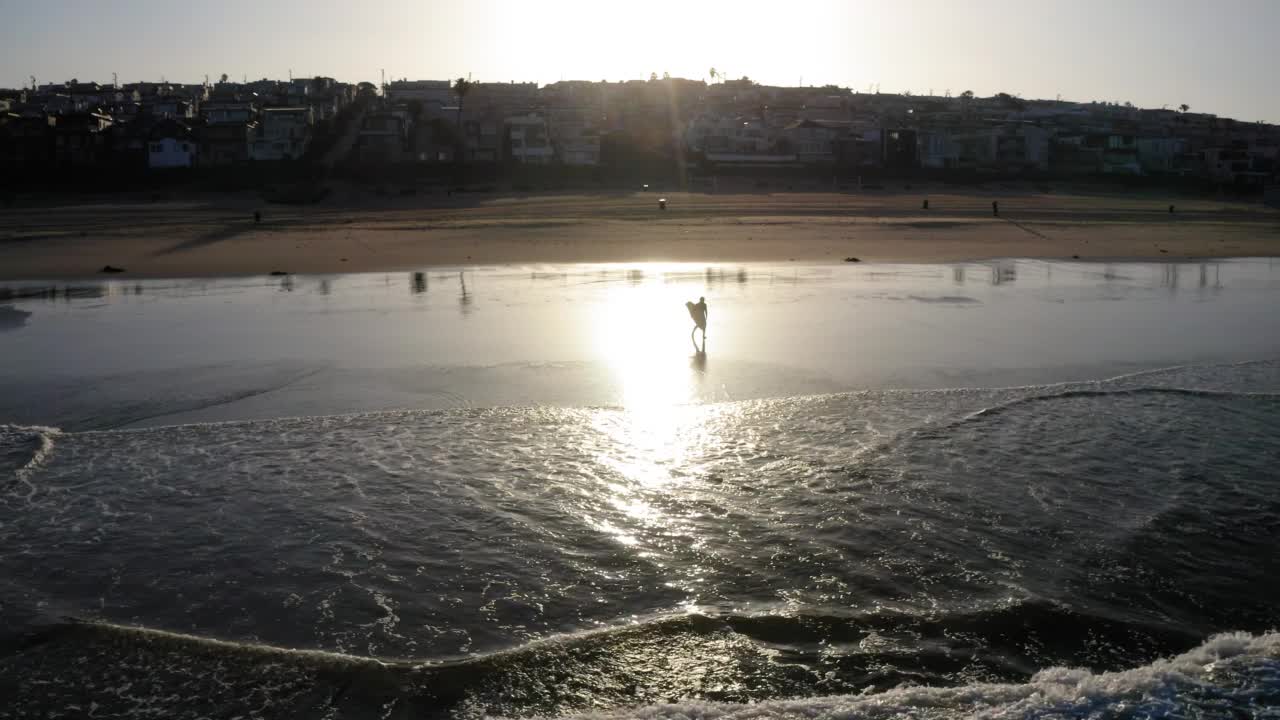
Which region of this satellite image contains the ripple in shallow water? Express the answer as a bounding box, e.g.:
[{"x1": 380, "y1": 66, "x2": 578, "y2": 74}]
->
[{"x1": 3, "y1": 361, "x2": 1280, "y2": 717}]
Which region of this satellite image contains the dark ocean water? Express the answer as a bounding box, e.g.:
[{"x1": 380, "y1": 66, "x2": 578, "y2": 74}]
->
[{"x1": 3, "y1": 360, "x2": 1280, "y2": 718}]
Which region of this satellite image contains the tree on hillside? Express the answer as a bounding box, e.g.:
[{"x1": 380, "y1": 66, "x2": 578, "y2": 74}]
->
[
  {"x1": 709, "y1": 67, "x2": 718, "y2": 83},
  {"x1": 650, "y1": 72, "x2": 658, "y2": 82},
  {"x1": 960, "y1": 90, "x2": 975, "y2": 100},
  {"x1": 1179, "y1": 103, "x2": 1190, "y2": 113},
  {"x1": 220, "y1": 73, "x2": 229, "y2": 84},
  {"x1": 453, "y1": 77, "x2": 473, "y2": 128}
]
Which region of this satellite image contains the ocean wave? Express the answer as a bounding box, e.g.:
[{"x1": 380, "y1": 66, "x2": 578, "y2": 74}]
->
[
  {"x1": 1, "y1": 424, "x2": 61, "y2": 499},
  {"x1": 961, "y1": 385, "x2": 1280, "y2": 423},
  {"x1": 5, "y1": 618, "x2": 1275, "y2": 719},
  {"x1": 557, "y1": 631, "x2": 1280, "y2": 720}
]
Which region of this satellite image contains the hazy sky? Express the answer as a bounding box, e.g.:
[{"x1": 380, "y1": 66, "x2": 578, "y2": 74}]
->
[{"x1": 2, "y1": 0, "x2": 1277, "y2": 122}]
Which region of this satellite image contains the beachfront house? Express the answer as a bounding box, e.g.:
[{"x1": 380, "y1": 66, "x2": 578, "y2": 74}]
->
[
  {"x1": 547, "y1": 108, "x2": 601, "y2": 166},
  {"x1": 506, "y1": 113, "x2": 554, "y2": 164},
  {"x1": 144, "y1": 97, "x2": 196, "y2": 120},
  {"x1": 148, "y1": 119, "x2": 196, "y2": 168},
  {"x1": 203, "y1": 101, "x2": 256, "y2": 126},
  {"x1": 197, "y1": 121, "x2": 256, "y2": 165},
  {"x1": 1136, "y1": 137, "x2": 1191, "y2": 175},
  {"x1": 51, "y1": 112, "x2": 115, "y2": 167},
  {"x1": 780, "y1": 119, "x2": 849, "y2": 165},
  {"x1": 461, "y1": 111, "x2": 503, "y2": 163},
  {"x1": 354, "y1": 111, "x2": 408, "y2": 164},
  {"x1": 1101, "y1": 134, "x2": 1142, "y2": 175},
  {"x1": 409, "y1": 118, "x2": 458, "y2": 163},
  {"x1": 249, "y1": 107, "x2": 313, "y2": 161}
]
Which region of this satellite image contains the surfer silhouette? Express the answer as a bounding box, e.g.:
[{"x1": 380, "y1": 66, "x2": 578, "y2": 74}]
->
[{"x1": 686, "y1": 296, "x2": 708, "y2": 351}]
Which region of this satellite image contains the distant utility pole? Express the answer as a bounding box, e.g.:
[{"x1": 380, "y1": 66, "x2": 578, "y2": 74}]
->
[{"x1": 113, "y1": 72, "x2": 119, "y2": 88}]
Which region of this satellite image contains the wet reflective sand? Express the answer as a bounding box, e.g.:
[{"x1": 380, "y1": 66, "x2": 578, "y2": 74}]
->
[{"x1": 2, "y1": 259, "x2": 1279, "y2": 430}]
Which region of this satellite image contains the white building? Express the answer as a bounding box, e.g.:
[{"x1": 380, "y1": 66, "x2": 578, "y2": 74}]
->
[
  {"x1": 148, "y1": 120, "x2": 196, "y2": 168},
  {"x1": 506, "y1": 113, "x2": 554, "y2": 164},
  {"x1": 249, "y1": 107, "x2": 313, "y2": 161}
]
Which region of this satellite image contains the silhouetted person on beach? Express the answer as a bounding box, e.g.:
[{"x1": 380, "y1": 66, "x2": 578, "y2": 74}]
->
[{"x1": 686, "y1": 296, "x2": 708, "y2": 351}]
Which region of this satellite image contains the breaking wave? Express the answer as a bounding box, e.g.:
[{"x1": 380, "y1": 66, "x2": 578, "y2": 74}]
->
[
  {"x1": 1, "y1": 424, "x2": 60, "y2": 497},
  {"x1": 564, "y1": 631, "x2": 1280, "y2": 720},
  {"x1": 3, "y1": 617, "x2": 1276, "y2": 719}
]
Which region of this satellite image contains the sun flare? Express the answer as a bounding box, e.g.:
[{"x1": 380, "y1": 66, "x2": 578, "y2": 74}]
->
[{"x1": 591, "y1": 267, "x2": 706, "y2": 413}]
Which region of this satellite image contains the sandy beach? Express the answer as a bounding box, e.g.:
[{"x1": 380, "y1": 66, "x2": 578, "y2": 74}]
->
[{"x1": 2, "y1": 188, "x2": 1278, "y2": 278}]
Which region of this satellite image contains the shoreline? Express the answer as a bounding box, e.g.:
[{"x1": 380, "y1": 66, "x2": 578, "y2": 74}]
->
[
  {"x1": 2, "y1": 189, "x2": 1277, "y2": 280},
  {"x1": 0, "y1": 255, "x2": 1269, "y2": 285}
]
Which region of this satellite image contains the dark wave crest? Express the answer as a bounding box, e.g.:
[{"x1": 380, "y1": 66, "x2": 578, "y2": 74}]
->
[{"x1": 0, "y1": 599, "x2": 1220, "y2": 720}]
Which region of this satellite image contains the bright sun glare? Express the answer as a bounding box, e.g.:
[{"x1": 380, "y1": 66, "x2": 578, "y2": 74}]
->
[
  {"x1": 583, "y1": 266, "x2": 716, "y2": 557},
  {"x1": 591, "y1": 266, "x2": 706, "y2": 412}
]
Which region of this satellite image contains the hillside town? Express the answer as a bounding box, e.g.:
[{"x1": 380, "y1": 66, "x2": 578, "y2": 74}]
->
[{"x1": 2, "y1": 74, "x2": 1279, "y2": 192}]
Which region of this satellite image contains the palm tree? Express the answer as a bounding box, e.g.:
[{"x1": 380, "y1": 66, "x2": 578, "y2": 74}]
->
[
  {"x1": 453, "y1": 77, "x2": 473, "y2": 129},
  {"x1": 709, "y1": 67, "x2": 717, "y2": 83}
]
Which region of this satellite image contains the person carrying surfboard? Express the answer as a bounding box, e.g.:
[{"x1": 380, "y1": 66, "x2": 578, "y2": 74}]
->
[{"x1": 686, "y1": 296, "x2": 708, "y2": 350}]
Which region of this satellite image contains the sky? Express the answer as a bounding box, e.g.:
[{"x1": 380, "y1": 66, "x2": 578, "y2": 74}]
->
[{"x1": 2, "y1": 0, "x2": 1278, "y2": 123}]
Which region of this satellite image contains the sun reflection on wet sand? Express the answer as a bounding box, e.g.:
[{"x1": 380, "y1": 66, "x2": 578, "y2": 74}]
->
[
  {"x1": 581, "y1": 266, "x2": 721, "y2": 596},
  {"x1": 591, "y1": 268, "x2": 706, "y2": 412}
]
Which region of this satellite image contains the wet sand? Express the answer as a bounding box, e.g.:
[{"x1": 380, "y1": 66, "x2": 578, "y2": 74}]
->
[
  {"x1": 1, "y1": 189, "x2": 1277, "y2": 279},
  {"x1": 5, "y1": 260, "x2": 1280, "y2": 428}
]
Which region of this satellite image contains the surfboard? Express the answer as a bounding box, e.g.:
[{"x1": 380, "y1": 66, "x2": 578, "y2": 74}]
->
[{"x1": 686, "y1": 301, "x2": 706, "y2": 329}]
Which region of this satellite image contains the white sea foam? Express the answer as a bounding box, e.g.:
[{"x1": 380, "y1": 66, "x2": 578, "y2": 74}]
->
[
  {"x1": 2, "y1": 423, "x2": 62, "y2": 500},
  {"x1": 553, "y1": 632, "x2": 1280, "y2": 720}
]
